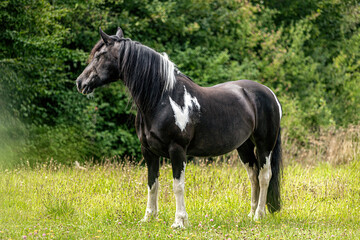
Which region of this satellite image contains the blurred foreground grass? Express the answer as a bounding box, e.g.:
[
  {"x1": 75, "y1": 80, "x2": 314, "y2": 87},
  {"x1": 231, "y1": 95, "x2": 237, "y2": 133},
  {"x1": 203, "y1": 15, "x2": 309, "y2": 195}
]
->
[{"x1": 0, "y1": 160, "x2": 359, "y2": 239}]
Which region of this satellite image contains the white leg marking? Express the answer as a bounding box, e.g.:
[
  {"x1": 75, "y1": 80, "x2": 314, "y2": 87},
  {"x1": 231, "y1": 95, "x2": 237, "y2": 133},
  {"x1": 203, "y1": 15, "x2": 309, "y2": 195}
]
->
[
  {"x1": 169, "y1": 86, "x2": 200, "y2": 131},
  {"x1": 171, "y1": 162, "x2": 188, "y2": 228},
  {"x1": 254, "y1": 152, "x2": 272, "y2": 220},
  {"x1": 264, "y1": 86, "x2": 282, "y2": 119},
  {"x1": 141, "y1": 178, "x2": 159, "y2": 222},
  {"x1": 243, "y1": 163, "x2": 259, "y2": 218}
]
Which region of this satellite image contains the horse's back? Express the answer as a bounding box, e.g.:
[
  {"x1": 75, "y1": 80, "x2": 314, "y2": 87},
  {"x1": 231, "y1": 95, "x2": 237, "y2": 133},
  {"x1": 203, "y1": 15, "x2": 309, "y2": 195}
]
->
[
  {"x1": 211, "y1": 80, "x2": 271, "y2": 97},
  {"x1": 207, "y1": 79, "x2": 281, "y2": 119},
  {"x1": 216, "y1": 80, "x2": 282, "y2": 121}
]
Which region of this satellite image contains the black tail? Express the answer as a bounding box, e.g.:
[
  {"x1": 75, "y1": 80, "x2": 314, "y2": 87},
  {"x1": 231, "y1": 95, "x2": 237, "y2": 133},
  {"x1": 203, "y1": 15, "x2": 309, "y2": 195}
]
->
[{"x1": 267, "y1": 127, "x2": 282, "y2": 213}]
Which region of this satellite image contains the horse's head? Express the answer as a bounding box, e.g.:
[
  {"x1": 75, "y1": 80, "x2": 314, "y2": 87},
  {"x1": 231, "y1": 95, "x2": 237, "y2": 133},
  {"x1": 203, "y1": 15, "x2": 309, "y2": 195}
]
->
[{"x1": 76, "y1": 28, "x2": 124, "y2": 94}]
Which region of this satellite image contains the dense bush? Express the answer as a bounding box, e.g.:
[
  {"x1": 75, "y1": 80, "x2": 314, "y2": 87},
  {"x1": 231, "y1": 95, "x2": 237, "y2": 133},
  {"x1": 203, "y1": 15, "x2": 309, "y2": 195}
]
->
[{"x1": 0, "y1": 0, "x2": 359, "y2": 165}]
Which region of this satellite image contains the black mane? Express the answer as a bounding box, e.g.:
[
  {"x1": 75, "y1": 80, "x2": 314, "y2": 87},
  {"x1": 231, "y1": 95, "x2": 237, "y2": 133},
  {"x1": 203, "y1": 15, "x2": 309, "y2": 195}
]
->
[
  {"x1": 117, "y1": 39, "x2": 176, "y2": 112},
  {"x1": 89, "y1": 36, "x2": 179, "y2": 112}
]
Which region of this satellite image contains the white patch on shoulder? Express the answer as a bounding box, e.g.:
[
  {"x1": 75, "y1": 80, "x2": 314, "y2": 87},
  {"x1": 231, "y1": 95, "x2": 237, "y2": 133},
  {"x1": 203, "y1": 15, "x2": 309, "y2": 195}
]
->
[
  {"x1": 169, "y1": 86, "x2": 200, "y2": 131},
  {"x1": 264, "y1": 86, "x2": 282, "y2": 120}
]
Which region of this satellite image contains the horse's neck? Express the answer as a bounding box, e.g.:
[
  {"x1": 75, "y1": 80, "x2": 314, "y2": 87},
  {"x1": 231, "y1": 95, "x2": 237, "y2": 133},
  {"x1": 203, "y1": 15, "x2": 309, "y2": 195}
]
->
[{"x1": 133, "y1": 72, "x2": 199, "y2": 115}]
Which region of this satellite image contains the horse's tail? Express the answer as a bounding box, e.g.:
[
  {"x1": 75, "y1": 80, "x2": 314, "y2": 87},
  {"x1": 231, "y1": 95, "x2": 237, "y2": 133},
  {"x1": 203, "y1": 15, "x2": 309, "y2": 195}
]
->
[{"x1": 267, "y1": 127, "x2": 282, "y2": 213}]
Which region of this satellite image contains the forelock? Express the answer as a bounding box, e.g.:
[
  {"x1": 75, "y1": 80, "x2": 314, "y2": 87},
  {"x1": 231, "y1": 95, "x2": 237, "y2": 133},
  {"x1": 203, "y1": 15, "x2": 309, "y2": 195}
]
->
[
  {"x1": 88, "y1": 36, "x2": 124, "y2": 63},
  {"x1": 88, "y1": 40, "x2": 105, "y2": 63}
]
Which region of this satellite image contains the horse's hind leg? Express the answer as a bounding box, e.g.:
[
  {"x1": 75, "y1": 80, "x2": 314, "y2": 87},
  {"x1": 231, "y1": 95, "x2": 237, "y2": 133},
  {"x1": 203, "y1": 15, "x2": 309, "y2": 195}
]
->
[
  {"x1": 254, "y1": 147, "x2": 272, "y2": 220},
  {"x1": 252, "y1": 128, "x2": 280, "y2": 220},
  {"x1": 237, "y1": 139, "x2": 259, "y2": 218},
  {"x1": 141, "y1": 146, "x2": 160, "y2": 222}
]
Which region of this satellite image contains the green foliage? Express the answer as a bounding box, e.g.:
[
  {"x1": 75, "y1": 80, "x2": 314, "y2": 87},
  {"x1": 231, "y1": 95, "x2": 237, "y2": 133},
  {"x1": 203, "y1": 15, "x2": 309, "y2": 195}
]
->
[
  {"x1": 0, "y1": 0, "x2": 93, "y2": 164},
  {"x1": 324, "y1": 31, "x2": 360, "y2": 125},
  {"x1": 91, "y1": 85, "x2": 141, "y2": 159},
  {"x1": 0, "y1": 0, "x2": 359, "y2": 165}
]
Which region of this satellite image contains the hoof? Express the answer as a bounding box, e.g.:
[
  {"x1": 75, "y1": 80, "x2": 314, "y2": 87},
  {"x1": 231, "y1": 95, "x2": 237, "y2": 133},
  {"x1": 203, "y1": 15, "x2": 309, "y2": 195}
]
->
[
  {"x1": 254, "y1": 209, "x2": 265, "y2": 220},
  {"x1": 140, "y1": 216, "x2": 158, "y2": 223},
  {"x1": 140, "y1": 217, "x2": 149, "y2": 223},
  {"x1": 171, "y1": 217, "x2": 189, "y2": 228},
  {"x1": 140, "y1": 210, "x2": 158, "y2": 223},
  {"x1": 171, "y1": 222, "x2": 185, "y2": 228}
]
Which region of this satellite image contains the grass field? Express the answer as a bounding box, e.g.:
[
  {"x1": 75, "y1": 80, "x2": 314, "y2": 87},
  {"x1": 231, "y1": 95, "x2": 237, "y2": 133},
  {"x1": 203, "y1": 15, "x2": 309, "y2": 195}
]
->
[{"x1": 1, "y1": 158, "x2": 359, "y2": 239}]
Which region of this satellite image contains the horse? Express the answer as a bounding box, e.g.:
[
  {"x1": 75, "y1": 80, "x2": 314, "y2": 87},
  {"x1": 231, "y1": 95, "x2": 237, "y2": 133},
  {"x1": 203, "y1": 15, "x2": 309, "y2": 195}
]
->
[{"x1": 76, "y1": 27, "x2": 283, "y2": 228}]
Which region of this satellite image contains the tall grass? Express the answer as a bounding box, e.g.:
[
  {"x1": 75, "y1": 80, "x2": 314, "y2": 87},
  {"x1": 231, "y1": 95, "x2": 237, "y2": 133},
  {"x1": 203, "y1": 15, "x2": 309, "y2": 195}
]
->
[
  {"x1": 0, "y1": 159, "x2": 359, "y2": 239},
  {"x1": 0, "y1": 126, "x2": 359, "y2": 239},
  {"x1": 282, "y1": 125, "x2": 360, "y2": 165}
]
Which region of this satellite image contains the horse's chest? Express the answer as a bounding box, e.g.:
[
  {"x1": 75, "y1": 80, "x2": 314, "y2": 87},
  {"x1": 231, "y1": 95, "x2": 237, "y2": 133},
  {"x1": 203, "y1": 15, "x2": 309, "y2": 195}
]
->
[{"x1": 140, "y1": 129, "x2": 169, "y2": 157}]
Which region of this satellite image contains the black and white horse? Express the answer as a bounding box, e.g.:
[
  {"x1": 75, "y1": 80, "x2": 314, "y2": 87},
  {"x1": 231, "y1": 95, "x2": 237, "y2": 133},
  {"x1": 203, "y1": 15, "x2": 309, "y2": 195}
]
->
[{"x1": 76, "y1": 28, "x2": 283, "y2": 228}]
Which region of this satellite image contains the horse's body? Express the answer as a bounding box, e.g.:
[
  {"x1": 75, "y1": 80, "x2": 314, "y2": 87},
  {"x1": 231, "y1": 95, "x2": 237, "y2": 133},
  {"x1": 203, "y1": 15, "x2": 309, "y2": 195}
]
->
[
  {"x1": 138, "y1": 76, "x2": 278, "y2": 158},
  {"x1": 76, "y1": 28, "x2": 283, "y2": 228}
]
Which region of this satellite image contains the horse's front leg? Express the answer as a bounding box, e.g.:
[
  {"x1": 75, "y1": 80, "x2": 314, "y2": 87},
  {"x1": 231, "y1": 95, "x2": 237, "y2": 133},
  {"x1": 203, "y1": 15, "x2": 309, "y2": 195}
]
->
[
  {"x1": 169, "y1": 143, "x2": 189, "y2": 228},
  {"x1": 141, "y1": 146, "x2": 160, "y2": 222}
]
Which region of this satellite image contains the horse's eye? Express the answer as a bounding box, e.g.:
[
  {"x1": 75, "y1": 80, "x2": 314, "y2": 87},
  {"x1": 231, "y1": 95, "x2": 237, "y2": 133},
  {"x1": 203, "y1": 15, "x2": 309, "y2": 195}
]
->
[{"x1": 95, "y1": 51, "x2": 107, "y2": 59}]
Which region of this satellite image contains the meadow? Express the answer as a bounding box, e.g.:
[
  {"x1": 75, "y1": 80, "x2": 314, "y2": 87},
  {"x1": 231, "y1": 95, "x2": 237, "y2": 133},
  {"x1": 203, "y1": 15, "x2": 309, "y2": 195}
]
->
[{"x1": 1, "y1": 155, "x2": 359, "y2": 239}]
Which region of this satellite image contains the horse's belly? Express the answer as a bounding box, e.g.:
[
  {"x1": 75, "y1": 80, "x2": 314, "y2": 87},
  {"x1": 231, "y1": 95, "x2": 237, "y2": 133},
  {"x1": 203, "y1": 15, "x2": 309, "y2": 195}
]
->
[
  {"x1": 187, "y1": 127, "x2": 252, "y2": 157},
  {"x1": 187, "y1": 145, "x2": 241, "y2": 157}
]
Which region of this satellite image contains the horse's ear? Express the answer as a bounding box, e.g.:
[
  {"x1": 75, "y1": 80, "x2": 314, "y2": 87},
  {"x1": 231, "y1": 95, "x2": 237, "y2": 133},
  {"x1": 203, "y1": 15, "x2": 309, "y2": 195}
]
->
[
  {"x1": 99, "y1": 27, "x2": 113, "y2": 46},
  {"x1": 116, "y1": 27, "x2": 124, "y2": 38}
]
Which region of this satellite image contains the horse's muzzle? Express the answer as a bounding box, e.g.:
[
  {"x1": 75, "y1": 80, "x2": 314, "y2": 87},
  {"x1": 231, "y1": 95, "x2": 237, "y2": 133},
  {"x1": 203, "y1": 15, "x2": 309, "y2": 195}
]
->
[
  {"x1": 76, "y1": 78, "x2": 92, "y2": 95},
  {"x1": 77, "y1": 75, "x2": 100, "y2": 95}
]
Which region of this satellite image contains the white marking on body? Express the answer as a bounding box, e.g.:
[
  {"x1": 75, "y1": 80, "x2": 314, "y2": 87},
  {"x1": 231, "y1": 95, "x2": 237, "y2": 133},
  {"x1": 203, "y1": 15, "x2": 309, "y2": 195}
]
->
[
  {"x1": 264, "y1": 86, "x2": 282, "y2": 119},
  {"x1": 169, "y1": 86, "x2": 200, "y2": 132},
  {"x1": 254, "y1": 151, "x2": 272, "y2": 220},
  {"x1": 141, "y1": 178, "x2": 159, "y2": 222},
  {"x1": 243, "y1": 162, "x2": 259, "y2": 218},
  {"x1": 161, "y1": 53, "x2": 176, "y2": 91},
  {"x1": 172, "y1": 162, "x2": 188, "y2": 228}
]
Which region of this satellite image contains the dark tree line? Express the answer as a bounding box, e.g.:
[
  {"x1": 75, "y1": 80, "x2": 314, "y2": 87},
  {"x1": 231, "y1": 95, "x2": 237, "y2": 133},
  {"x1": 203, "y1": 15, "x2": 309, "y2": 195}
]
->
[{"x1": 0, "y1": 0, "x2": 359, "y2": 166}]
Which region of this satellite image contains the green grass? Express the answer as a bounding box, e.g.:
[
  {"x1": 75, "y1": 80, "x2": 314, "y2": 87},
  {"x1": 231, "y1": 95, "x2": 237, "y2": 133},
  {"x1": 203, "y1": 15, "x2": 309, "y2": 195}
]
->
[{"x1": 0, "y1": 160, "x2": 359, "y2": 239}]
